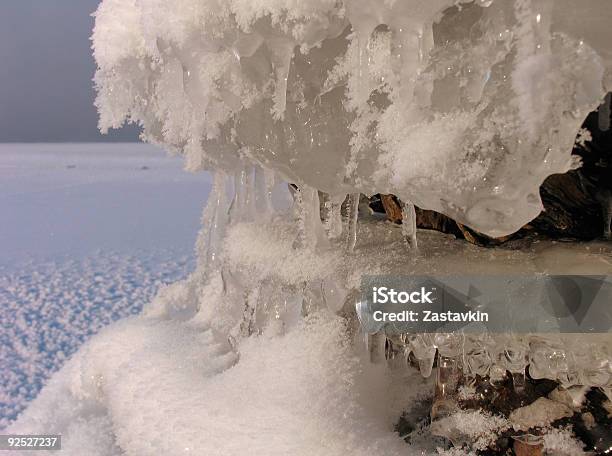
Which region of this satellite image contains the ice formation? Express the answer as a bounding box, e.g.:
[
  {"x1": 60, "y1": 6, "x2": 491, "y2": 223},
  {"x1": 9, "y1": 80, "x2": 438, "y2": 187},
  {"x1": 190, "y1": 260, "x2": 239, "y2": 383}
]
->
[
  {"x1": 89, "y1": 0, "x2": 612, "y2": 452},
  {"x1": 92, "y1": 0, "x2": 612, "y2": 375},
  {"x1": 93, "y1": 0, "x2": 612, "y2": 236}
]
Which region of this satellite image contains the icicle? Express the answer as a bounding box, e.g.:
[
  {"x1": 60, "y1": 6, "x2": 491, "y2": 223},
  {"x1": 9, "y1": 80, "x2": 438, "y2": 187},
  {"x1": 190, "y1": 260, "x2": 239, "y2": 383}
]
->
[
  {"x1": 408, "y1": 334, "x2": 436, "y2": 378},
  {"x1": 228, "y1": 168, "x2": 246, "y2": 224},
  {"x1": 514, "y1": 0, "x2": 553, "y2": 57},
  {"x1": 268, "y1": 296, "x2": 287, "y2": 334},
  {"x1": 227, "y1": 166, "x2": 260, "y2": 224},
  {"x1": 355, "y1": 31, "x2": 370, "y2": 107},
  {"x1": 431, "y1": 333, "x2": 462, "y2": 421},
  {"x1": 386, "y1": 334, "x2": 409, "y2": 370},
  {"x1": 417, "y1": 354, "x2": 436, "y2": 378},
  {"x1": 346, "y1": 193, "x2": 360, "y2": 252},
  {"x1": 243, "y1": 167, "x2": 256, "y2": 221},
  {"x1": 431, "y1": 353, "x2": 461, "y2": 423},
  {"x1": 463, "y1": 334, "x2": 493, "y2": 378},
  {"x1": 225, "y1": 270, "x2": 253, "y2": 349},
  {"x1": 253, "y1": 166, "x2": 274, "y2": 216},
  {"x1": 322, "y1": 194, "x2": 344, "y2": 240},
  {"x1": 320, "y1": 278, "x2": 347, "y2": 312},
  {"x1": 366, "y1": 332, "x2": 387, "y2": 364},
  {"x1": 513, "y1": 0, "x2": 554, "y2": 142},
  {"x1": 238, "y1": 288, "x2": 258, "y2": 338},
  {"x1": 599, "y1": 93, "x2": 611, "y2": 132},
  {"x1": 196, "y1": 170, "x2": 229, "y2": 273},
  {"x1": 268, "y1": 38, "x2": 295, "y2": 120},
  {"x1": 502, "y1": 336, "x2": 528, "y2": 394},
  {"x1": 401, "y1": 200, "x2": 418, "y2": 250},
  {"x1": 301, "y1": 283, "x2": 324, "y2": 317},
  {"x1": 293, "y1": 186, "x2": 329, "y2": 250},
  {"x1": 253, "y1": 282, "x2": 271, "y2": 333}
]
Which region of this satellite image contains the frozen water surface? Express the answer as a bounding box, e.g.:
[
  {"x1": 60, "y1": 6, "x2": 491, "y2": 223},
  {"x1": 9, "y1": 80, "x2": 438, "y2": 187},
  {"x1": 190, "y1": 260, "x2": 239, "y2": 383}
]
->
[{"x1": 0, "y1": 143, "x2": 211, "y2": 427}]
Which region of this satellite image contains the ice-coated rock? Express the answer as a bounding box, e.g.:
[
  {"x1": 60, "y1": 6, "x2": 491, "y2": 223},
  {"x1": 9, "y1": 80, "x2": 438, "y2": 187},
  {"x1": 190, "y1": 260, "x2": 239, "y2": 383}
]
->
[{"x1": 93, "y1": 0, "x2": 612, "y2": 236}]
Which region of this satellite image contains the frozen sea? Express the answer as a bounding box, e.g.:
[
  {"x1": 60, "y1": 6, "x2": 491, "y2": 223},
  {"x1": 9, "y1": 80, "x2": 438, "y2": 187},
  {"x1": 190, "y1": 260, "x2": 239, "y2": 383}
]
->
[{"x1": 0, "y1": 143, "x2": 211, "y2": 427}]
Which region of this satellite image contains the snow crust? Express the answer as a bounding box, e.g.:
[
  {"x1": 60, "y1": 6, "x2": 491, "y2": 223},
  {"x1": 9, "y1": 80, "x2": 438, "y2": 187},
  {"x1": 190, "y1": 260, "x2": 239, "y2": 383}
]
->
[{"x1": 92, "y1": 0, "x2": 612, "y2": 236}]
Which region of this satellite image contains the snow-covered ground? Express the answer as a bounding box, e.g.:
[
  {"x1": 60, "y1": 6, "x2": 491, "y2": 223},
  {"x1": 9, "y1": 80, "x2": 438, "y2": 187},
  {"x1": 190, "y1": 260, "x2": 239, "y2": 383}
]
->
[{"x1": 0, "y1": 143, "x2": 211, "y2": 427}]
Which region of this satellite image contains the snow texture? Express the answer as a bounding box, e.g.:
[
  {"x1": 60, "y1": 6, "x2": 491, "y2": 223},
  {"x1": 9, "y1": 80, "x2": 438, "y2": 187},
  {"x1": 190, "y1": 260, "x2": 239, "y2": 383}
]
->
[
  {"x1": 542, "y1": 428, "x2": 588, "y2": 456},
  {"x1": 430, "y1": 410, "x2": 509, "y2": 451},
  {"x1": 509, "y1": 397, "x2": 573, "y2": 432},
  {"x1": 8, "y1": 308, "x2": 420, "y2": 456}
]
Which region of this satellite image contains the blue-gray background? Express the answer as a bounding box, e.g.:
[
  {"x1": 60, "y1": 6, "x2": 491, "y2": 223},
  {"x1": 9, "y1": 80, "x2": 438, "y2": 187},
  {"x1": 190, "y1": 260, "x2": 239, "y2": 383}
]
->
[{"x1": 0, "y1": 1, "x2": 139, "y2": 142}]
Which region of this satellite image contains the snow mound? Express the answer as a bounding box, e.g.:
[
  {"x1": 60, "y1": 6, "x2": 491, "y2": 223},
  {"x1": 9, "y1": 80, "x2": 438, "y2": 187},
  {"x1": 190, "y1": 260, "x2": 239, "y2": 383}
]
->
[
  {"x1": 0, "y1": 251, "x2": 193, "y2": 428},
  {"x1": 93, "y1": 0, "x2": 612, "y2": 236},
  {"x1": 8, "y1": 302, "x2": 419, "y2": 455}
]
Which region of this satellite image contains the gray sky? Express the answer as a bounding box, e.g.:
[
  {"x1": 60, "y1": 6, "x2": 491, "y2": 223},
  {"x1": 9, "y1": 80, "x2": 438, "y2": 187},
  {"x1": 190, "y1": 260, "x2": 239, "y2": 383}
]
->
[{"x1": 0, "y1": 1, "x2": 140, "y2": 142}]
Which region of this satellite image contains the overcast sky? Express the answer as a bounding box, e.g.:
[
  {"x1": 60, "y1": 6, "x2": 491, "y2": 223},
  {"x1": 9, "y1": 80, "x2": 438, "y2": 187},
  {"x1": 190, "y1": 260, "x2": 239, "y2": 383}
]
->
[{"x1": 0, "y1": 1, "x2": 139, "y2": 142}]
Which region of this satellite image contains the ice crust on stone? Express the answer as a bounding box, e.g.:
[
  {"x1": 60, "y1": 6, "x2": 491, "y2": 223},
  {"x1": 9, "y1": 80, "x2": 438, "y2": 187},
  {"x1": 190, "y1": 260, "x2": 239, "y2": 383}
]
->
[{"x1": 93, "y1": 0, "x2": 612, "y2": 236}]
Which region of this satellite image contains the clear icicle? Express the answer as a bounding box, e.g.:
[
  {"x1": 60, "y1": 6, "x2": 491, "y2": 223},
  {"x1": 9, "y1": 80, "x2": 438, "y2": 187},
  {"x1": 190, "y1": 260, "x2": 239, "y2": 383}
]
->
[
  {"x1": 253, "y1": 166, "x2": 274, "y2": 216},
  {"x1": 322, "y1": 194, "x2": 344, "y2": 240},
  {"x1": 268, "y1": 38, "x2": 295, "y2": 120},
  {"x1": 502, "y1": 335, "x2": 528, "y2": 394},
  {"x1": 228, "y1": 166, "x2": 259, "y2": 224},
  {"x1": 417, "y1": 353, "x2": 436, "y2": 379},
  {"x1": 599, "y1": 93, "x2": 611, "y2": 132},
  {"x1": 264, "y1": 168, "x2": 276, "y2": 213},
  {"x1": 228, "y1": 168, "x2": 246, "y2": 224},
  {"x1": 366, "y1": 332, "x2": 387, "y2": 364},
  {"x1": 401, "y1": 200, "x2": 418, "y2": 249},
  {"x1": 513, "y1": 0, "x2": 554, "y2": 142},
  {"x1": 386, "y1": 334, "x2": 409, "y2": 370},
  {"x1": 431, "y1": 333, "x2": 462, "y2": 421},
  {"x1": 431, "y1": 353, "x2": 460, "y2": 423},
  {"x1": 408, "y1": 334, "x2": 436, "y2": 378},
  {"x1": 243, "y1": 167, "x2": 256, "y2": 221},
  {"x1": 196, "y1": 170, "x2": 229, "y2": 273},
  {"x1": 346, "y1": 193, "x2": 360, "y2": 252}
]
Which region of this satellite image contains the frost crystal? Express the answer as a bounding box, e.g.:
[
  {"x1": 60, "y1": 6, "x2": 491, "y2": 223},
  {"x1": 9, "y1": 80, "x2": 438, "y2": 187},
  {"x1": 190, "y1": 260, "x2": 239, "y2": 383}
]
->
[{"x1": 93, "y1": 0, "x2": 612, "y2": 236}]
